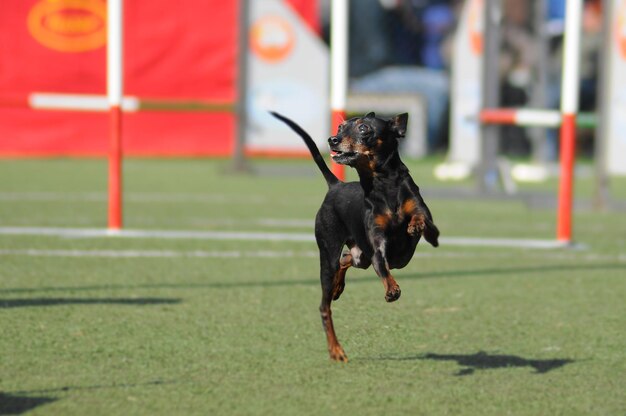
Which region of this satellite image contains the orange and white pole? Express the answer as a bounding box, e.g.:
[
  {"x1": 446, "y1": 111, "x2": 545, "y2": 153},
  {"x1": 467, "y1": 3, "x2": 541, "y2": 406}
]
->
[
  {"x1": 557, "y1": 0, "x2": 582, "y2": 243},
  {"x1": 330, "y1": 0, "x2": 348, "y2": 181},
  {"x1": 107, "y1": 0, "x2": 124, "y2": 230}
]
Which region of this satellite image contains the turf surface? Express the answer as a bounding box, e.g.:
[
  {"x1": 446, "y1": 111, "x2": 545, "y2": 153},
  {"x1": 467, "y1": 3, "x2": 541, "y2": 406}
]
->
[{"x1": 0, "y1": 158, "x2": 624, "y2": 415}]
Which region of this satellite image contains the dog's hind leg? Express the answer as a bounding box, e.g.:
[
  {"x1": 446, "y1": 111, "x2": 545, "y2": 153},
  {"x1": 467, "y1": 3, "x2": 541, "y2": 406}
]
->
[{"x1": 317, "y1": 237, "x2": 349, "y2": 362}]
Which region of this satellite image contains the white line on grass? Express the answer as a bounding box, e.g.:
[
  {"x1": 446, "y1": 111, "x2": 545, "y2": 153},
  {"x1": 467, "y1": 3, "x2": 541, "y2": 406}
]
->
[
  {"x1": 0, "y1": 249, "x2": 491, "y2": 259},
  {"x1": 0, "y1": 249, "x2": 319, "y2": 259},
  {"x1": 0, "y1": 226, "x2": 585, "y2": 249},
  {"x1": 441, "y1": 236, "x2": 579, "y2": 249},
  {"x1": 256, "y1": 218, "x2": 313, "y2": 227},
  {"x1": 2, "y1": 248, "x2": 624, "y2": 262},
  {"x1": 0, "y1": 227, "x2": 315, "y2": 241},
  {"x1": 0, "y1": 192, "x2": 272, "y2": 204}
]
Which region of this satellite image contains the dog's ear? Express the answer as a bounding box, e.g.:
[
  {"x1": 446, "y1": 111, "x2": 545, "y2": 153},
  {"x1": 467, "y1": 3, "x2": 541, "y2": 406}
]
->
[
  {"x1": 364, "y1": 112, "x2": 376, "y2": 119},
  {"x1": 389, "y1": 113, "x2": 408, "y2": 138}
]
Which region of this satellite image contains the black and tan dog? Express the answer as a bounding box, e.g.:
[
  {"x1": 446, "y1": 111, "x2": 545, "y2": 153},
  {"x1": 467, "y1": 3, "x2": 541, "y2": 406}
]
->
[{"x1": 272, "y1": 111, "x2": 439, "y2": 362}]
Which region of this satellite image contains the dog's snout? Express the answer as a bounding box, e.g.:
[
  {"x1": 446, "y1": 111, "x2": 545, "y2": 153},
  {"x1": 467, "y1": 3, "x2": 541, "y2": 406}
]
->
[{"x1": 328, "y1": 136, "x2": 340, "y2": 146}]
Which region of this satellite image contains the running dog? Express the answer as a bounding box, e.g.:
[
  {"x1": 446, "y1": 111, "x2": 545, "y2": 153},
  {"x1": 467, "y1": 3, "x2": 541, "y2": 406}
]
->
[{"x1": 272, "y1": 111, "x2": 439, "y2": 362}]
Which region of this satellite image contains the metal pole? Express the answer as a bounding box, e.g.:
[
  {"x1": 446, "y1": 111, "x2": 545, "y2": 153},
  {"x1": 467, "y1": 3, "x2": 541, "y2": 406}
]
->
[
  {"x1": 107, "y1": 0, "x2": 123, "y2": 230},
  {"x1": 593, "y1": 0, "x2": 612, "y2": 210},
  {"x1": 478, "y1": 0, "x2": 502, "y2": 193},
  {"x1": 529, "y1": 0, "x2": 550, "y2": 162},
  {"x1": 232, "y1": 0, "x2": 250, "y2": 172}
]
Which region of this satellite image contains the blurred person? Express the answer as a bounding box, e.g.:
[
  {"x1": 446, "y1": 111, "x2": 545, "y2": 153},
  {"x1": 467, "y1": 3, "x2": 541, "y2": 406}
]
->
[
  {"x1": 499, "y1": 0, "x2": 536, "y2": 156},
  {"x1": 546, "y1": 0, "x2": 566, "y2": 35},
  {"x1": 576, "y1": 0, "x2": 602, "y2": 156},
  {"x1": 347, "y1": 0, "x2": 395, "y2": 77},
  {"x1": 578, "y1": 0, "x2": 601, "y2": 112},
  {"x1": 320, "y1": 0, "x2": 394, "y2": 76},
  {"x1": 348, "y1": 0, "x2": 457, "y2": 152}
]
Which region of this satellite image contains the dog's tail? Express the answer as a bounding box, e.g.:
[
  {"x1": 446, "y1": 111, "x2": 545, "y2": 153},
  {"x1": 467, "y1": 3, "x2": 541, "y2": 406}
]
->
[{"x1": 270, "y1": 112, "x2": 339, "y2": 187}]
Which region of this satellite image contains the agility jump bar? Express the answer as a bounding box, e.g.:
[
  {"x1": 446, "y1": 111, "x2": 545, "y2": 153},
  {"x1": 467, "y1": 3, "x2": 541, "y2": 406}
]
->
[
  {"x1": 0, "y1": 93, "x2": 235, "y2": 113},
  {"x1": 0, "y1": 91, "x2": 234, "y2": 232},
  {"x1": 480, "y1": 108, "x2": 596, "y2": 129}
]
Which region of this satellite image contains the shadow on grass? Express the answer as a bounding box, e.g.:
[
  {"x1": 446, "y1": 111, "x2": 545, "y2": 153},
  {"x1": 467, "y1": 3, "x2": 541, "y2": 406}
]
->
[
  {"x1": 12, "y1": 379, "x2": 172, "y2": 396},
  {"x1": 2, "y1": 380, "x2": 172, "y2": 414},
  {"x1": 0, "y1": 393, "x2": 57, "y2": 415},
  {"x1": 0, "y1": 297, "x2": 181, "y2": 309},
  {"x1": 400, "y1": 262, "x2": 625, "y2": 282},
  {"x1": 0, "y1": 262, "x2": 623, "y2": 294},
  {"x1": 375, "y1": 351, "x2": 574, "y2": 376}
]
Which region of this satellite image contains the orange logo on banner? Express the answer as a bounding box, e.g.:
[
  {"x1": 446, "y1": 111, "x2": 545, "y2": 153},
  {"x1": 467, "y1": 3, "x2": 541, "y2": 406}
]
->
[
  {"x1": 250, "y1": 16, "x2": 295, "y2": 62},
  {"x1": 468, "y1": 0, "x2": 483, "y2": 55},
  {"x1": 616, "y1": 0, "x2": 626, "y2": 59},
  {"x1": 27, "y1": 0, "x2": 107, "y2": 53}
]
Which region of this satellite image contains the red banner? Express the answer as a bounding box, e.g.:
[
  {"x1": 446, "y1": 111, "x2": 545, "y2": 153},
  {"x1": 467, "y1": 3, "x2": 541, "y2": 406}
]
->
[{"x1": 0, "y1": 0, "x2": 237, "y2": 156}]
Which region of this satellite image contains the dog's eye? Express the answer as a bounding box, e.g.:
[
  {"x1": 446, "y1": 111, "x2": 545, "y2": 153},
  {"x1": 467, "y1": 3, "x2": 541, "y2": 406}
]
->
[{"x1": 358, "y1": 124, "x2": 370, "y2": 134}]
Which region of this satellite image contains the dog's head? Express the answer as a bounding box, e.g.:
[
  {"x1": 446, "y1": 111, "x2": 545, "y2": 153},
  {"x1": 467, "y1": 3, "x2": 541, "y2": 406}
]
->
[{"x1": 328, "y1": 112, "x2": 408, "y2": 169}]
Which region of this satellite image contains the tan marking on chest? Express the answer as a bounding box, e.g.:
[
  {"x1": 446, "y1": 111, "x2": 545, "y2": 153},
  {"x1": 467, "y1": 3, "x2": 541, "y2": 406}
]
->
[
  {"x1": 374, "y1": 210, "x2": 393, "y2": 229},
  {"x1": 401, "y1": 199, "x2": 418, "y2": 216}
]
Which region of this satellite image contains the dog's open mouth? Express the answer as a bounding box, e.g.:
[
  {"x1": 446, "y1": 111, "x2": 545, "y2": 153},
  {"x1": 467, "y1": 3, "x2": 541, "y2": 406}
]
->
[{"x1": 331, "y1": 150, "x2": 358, "y2": 165}]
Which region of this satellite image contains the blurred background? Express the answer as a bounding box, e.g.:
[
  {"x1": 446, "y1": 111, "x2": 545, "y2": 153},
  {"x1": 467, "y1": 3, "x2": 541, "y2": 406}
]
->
[{"x1": 0, "y1": 0, "x2": 623, "y2": 204}]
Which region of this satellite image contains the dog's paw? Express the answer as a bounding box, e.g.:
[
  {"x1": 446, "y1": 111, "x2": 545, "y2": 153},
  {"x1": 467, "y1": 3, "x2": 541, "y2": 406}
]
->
[
  {"x1": 385, "y1": 286, "x2": 401, "y2": 303},
  {"x1": 407, "y1": 214, "x2": 426, "y2": 236},
  {"x1": 329, "y1": 345, "x2": 348, "y2": 362}
]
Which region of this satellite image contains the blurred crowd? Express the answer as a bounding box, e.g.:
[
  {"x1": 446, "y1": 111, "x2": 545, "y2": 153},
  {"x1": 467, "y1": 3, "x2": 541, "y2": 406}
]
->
[{"x1": 319, "y1": 0, "x2": 602, "y2": 158}]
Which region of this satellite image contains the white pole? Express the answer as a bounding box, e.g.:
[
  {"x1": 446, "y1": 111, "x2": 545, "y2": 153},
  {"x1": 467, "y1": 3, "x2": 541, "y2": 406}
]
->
[
  {"x1": 107, "y1": 0, "x2": 123, "y2": 108},
  {"x1": 330, "y1": 0, "x2": 348, "y2": 181},
  {"x1": 560, "y1": 0, "x2": 582, "y2": 115},
  {"x1": 330, "y1": 0, "x2": 348, "y2": 112},
  {"x1": 107, "y1": 0, "x2": 124, "y2": 230}
]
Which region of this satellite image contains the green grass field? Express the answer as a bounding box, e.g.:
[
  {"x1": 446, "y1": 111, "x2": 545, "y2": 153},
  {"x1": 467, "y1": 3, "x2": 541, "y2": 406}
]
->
[{"x1": 1, "y1": 158, "x2": 625, "y2": 415}]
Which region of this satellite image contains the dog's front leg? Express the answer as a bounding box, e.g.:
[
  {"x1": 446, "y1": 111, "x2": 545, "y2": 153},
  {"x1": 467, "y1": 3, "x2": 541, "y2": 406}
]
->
[
  {"x1": 370, "y1": 238, "x2": 401, "y2": 303},
  {"x1": 401, "y1": 198, "x2": 425, "y2": 236},
  {"x1": 401, "y1": 197, "x2": 439, "y2": 246}
]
